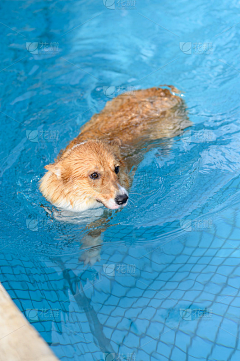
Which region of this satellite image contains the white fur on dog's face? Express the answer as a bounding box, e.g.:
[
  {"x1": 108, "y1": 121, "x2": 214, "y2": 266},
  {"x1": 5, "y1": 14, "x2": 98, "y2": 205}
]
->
[
  {"x1": 39, "y1": 140, "x2": 129, "y2": 212},
  {"x1": 102, "y1": 184, "x2": 129, "y2": 210}
]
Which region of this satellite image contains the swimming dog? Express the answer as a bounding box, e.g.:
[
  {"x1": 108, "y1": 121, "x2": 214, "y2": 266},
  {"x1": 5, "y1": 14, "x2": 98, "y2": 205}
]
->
[{"x1": 39, "y1": 86, "x2": 191, "y2": 213}]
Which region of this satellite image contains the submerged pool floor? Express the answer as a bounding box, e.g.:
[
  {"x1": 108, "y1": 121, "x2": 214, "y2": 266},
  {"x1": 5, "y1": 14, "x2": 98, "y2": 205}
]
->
[{"x1": 1, "y1": 0, "x2": 240, "y2": 360}]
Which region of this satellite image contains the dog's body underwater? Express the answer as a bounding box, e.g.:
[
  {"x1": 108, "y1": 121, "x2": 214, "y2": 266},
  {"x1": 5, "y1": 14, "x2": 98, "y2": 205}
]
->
[{"x1": 39, "y1": 86, "x2": 191, "y2": 212}]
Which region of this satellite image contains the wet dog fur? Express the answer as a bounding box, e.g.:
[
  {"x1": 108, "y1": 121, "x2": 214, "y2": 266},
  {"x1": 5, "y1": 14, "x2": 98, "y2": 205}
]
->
[{"x1": 39, "y1": 86, "x2": 191, "y2": 212}]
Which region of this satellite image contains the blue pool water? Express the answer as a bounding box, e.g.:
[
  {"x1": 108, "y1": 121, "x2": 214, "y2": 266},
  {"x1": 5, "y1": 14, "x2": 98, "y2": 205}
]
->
[{"x1": 1, "y1": 0, "x2": 240, "y2": 360}]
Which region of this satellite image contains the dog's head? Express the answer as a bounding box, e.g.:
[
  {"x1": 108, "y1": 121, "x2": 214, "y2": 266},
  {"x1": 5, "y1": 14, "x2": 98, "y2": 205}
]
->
[{"x1": 40, "y1": 140, "x2": 129, "y2": 212}]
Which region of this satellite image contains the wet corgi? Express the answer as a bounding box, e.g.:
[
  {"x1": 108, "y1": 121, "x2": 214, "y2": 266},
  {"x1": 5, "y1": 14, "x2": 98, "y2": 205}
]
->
[{"x1": 39, "y1": 86, "x2": 191, "y2": 212}]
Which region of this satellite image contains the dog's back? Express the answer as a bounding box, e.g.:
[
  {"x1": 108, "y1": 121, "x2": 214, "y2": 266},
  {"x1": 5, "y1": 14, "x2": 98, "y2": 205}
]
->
[{"x1": 62, "y1": 86, "x2": 191, "y2": 159}]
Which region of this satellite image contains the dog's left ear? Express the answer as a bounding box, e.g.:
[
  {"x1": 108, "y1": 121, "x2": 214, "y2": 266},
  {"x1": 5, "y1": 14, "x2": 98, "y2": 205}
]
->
[
  {"x1": 45, "y1": 162, "x2": 72, "y2": 183},
  {"x1": 45, "y1": 163, "x2": 62, "y2": 179}
]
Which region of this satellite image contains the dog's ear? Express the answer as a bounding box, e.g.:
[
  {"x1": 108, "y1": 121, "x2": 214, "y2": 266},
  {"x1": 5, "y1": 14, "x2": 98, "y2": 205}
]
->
[
  {"x1": 108, "y1": 138, "x2": 122, "y2": 157},
  {"x1": 45, "y1": 162, "x2": 72, "y2": 183},
  {"x1": 45, "y1": 163, "x2": 61, "y2": 179},
  {"x1": 108, "y1": 138, "x2": 126, "y2": 167},
  {"x1": 109, "y1": 138, "x2": 122, "y2": 148}
]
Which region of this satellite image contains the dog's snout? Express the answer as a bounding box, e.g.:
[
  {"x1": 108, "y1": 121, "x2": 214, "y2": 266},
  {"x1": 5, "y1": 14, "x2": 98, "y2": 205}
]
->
[{"x1": 115, "y1": 193, "x2": 128, "y2": 205}]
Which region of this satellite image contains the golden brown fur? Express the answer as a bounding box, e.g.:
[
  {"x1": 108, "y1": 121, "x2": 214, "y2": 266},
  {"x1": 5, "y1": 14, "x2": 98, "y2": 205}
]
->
[{"x1": 39, "y1": 86, "x2": 191, "y2": 212}]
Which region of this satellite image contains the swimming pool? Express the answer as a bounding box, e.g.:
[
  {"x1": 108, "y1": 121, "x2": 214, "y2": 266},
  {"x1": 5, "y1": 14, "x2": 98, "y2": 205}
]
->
[{"x1": 1, "y1": 0, "x2": 240, "y2": 360}]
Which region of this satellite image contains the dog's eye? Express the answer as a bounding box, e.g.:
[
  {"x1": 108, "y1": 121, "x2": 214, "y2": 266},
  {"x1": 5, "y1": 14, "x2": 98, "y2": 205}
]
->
[
  {"x1": 115, "y1": 166, "x2": 120, "y2": 174},
  {"x1": 90, "y1": 172, "x2": 99, "y2": 180}
]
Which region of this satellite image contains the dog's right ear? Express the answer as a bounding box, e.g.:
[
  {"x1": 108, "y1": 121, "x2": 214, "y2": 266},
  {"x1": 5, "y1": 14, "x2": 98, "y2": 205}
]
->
[
  {"x1": 108, "y1": 138, "x2": 122, "y2": 157},
  {"x1": 109, "y1": 138, "x2": 122, "y2": 148},
  {"x1": 45, "y1": 163, "x2": 61, "y2": 179},
  {"x1": 108, "y1": 138, "x2": 126, "y2": 167}
]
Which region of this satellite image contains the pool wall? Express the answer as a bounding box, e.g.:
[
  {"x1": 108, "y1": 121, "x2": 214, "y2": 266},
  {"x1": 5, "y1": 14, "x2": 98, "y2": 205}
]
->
[{"x1": 0, "y1": 283, "x2": 59, "y2": 361}]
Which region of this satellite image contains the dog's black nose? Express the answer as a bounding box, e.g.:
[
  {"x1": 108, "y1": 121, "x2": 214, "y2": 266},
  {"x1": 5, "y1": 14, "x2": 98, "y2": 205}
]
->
[{"x1": 115, "y1": 194, "x2": 128, "y2": 205}]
